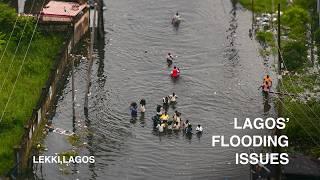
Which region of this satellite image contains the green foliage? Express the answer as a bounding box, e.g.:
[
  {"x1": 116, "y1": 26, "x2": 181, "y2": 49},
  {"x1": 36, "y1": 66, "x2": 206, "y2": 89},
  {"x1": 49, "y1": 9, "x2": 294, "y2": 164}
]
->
[
  {"x1": 256, "y1": 30, "x2": 275, "y2": 47},
  {"x1": 282, "y1": 40, "x2": 307, "y2": 71},
  {"x1": 310, "y1": 147, "x2": 320, "y2": 158},
  {"x1": 0, "y1": 32, "x2": 6, "y2": 51},
  {"x1": 0, "y1": 2, "x2": 36, "y2": 43},
  {"x1": 239, "y1": 0, "x2": 287, "y2": 13},
  {"x1": 293, "y1": 0, "x2": 317, "y2": 11},
  {"x1": 58, "y1": 151, "x2": 79, "y2": 161},
  {"x1": 282, "y1": 100, "x2": 320, "y2": 146},
  {"x1": 67, "y1": 134, "x2": 81, "y2": 146},
  {"x1": 0, "y1": 34, "x2": 63, "y2": 175},
  {"x1": 13, "y1": 17, "x2": 37, "y2": 42},
  {"x1": 281, "y1": 75, "x2": 320, "y2": 153},
  {"x1": 0, "y1": 3, "x2": 16, "y2": 33},
  {"x1": 0, "y1": 3, "x2": 65, "y2": 175},
  {"x1": 281, "y1": 6, "x2": 310, "y2": 41},
  {"x1": 240, "y1": 0, "x2": 320, "y2": 158},
  {"x1": 315, "y1": 28, "x2": 320, "y2": 45}
]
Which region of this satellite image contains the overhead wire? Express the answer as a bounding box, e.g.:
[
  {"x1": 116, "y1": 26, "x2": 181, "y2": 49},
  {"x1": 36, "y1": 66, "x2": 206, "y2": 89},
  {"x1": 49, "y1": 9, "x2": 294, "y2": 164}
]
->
[
  {"x1": 0, "y1": 0, "x2": 37, "y2": 94},
  {"x1": 0, "y1": 0, "x2": 46, "y2": 123}
]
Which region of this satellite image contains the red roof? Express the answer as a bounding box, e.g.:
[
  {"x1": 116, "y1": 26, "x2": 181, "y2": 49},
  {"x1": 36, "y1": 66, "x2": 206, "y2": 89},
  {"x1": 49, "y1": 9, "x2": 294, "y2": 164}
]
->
[{"x1": 42, "y1": 1, "x2": 87, "y2": 17}]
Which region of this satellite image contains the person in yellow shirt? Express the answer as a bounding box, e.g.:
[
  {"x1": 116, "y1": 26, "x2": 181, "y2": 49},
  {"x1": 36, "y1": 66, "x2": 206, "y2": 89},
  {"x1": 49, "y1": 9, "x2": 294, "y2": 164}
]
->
[{"x1": 160, "y1": 111, "x2": 169, "y2": 122}]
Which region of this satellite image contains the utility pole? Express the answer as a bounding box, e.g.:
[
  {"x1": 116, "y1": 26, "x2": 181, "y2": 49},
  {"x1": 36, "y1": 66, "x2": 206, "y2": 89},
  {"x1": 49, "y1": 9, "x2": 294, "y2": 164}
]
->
[
  {"x1": 277, "y1": 3, "x2": 282, "y2": 74},
  {"x1": 311, "y1": 10, "x2": 315, "y2": 65},
  {"x1": 97, "y1": 0, "x2": 105, "y2": 38},
  {"x1": 84, "y1": 3, "x2": 97, "y2": 114},
  {"x1": 318, "y1": 0, "x2": 320, "y2": 27},
  {"x1": 71, "y1": 55, "x2": 76, "y2": 132},
  {"x1": 252, "y1": 0, "x2": 254, "y2": 31},
  {"x1": 271, "y1": 0, "x2": 274, "y2": 28},
  {"x1": 276, "y1": 5, "x2": 282, "y2": 180}
]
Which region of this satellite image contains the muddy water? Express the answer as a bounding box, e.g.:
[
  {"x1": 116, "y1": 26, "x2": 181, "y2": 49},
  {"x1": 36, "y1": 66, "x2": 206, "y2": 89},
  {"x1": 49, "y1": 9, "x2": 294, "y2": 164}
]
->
[{"x1": 34, "y1": 0, "x2": 276, "y2": 179}]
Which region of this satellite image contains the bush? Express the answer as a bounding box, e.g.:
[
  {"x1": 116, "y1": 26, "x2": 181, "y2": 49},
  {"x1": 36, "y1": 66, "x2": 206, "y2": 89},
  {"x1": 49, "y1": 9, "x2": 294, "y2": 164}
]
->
[
  {"x1": 256, "y1": 31, "x2": 275, "y2": 47},
  {"x1": 0, "y1": 2, "x2": 36, "y2": 43},
  {"x1": 281, "y1": 6, "x2": 310, "y2": 41},
  {"x1": 12, "y1": 16, "x2": 37, "y2": 43},
  {"x1": 0, "y1": 3, "x2": 16, "y2": 34},
  {"x1": 282, "y1": 41, "x2": 307, "y2": 71}
]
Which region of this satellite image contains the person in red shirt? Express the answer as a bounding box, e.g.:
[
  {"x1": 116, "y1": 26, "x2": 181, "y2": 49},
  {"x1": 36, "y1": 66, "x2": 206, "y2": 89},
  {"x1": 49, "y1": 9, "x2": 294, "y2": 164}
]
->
[{"x1": 171, "y1": 66, "x2": 180, "y2": 78}]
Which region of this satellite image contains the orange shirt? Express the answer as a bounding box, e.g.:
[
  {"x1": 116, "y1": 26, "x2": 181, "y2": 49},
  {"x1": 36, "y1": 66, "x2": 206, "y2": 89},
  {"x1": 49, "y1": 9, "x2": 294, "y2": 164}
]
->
[{"x1": 263, "y1": 76, "x2": 272, "y2": 85}]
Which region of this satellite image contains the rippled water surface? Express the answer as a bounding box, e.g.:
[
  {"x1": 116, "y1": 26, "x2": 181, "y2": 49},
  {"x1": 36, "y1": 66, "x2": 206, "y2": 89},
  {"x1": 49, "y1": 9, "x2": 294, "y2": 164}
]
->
[{"x1": 34, "y1": 0, "x2": 276, "y2": 179}]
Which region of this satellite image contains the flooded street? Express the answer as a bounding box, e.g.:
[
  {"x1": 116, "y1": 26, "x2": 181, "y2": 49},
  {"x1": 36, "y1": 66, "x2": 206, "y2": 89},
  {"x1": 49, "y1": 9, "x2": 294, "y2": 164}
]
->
[{"x1": 34, "y1": 0, "x2": 276, "y2": 179}]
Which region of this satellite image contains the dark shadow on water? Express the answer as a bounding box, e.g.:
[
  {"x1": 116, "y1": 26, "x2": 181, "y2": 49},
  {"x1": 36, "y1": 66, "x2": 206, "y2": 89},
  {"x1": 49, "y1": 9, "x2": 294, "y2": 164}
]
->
[
  {"x1": 185, "y1": 133, "x2": 192, "y2": 142},
  {"x1": 173, "y1": 24, "x2": 179, "y2": 32},
  {"x1": 139, "y1": 112, "x2": 145, "y2": 127},
  {"x1": 223, "y1": 0, "x2": 239, "y2": 67},
  {"x1": 196, "y1": 132, "x2": 202, "y2": 141},
  {"x1": 87, "y1": 30, "x2": 106, "y2": 180},
  {"x1": 263, "y1": 92, "x2": 271, "y2": 113},
  {"x1": 171, "y1": 77, "x2": 180, "y2": 83},
  {"x1": 170, "y1": 102, "x2": 177, "y2": 109},
  {"x1": 130, "y1": 117, "x2": 137, "y2": 124}
]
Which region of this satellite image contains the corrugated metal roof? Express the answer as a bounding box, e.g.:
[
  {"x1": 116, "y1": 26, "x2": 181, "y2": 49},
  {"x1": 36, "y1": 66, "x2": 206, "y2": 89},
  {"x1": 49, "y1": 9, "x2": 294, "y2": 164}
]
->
[{"x1": 42, "y1": 1, "x2": 86, "y2": 17}]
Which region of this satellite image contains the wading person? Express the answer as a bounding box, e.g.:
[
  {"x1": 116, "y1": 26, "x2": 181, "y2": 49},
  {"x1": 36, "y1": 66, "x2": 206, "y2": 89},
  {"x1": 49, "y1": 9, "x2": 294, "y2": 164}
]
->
[
  {"x1": 263, "y1": 75, "x2": 272, "y2": 88},
  {"x1": 171, "y1": 66, "x2": 180, "y2": 78},
  {"x1": 130, "y1": 102, "x2": 138, "y2": 119},
  {"x1": 139, "y1": 99, "x2": 146, "y2": 113},
  {"x1": 166, "y1": 53, "x2": 174, "y2": 66},
  {"x1": 169, "y1": 92, "x2": 178, "y2": 103}
]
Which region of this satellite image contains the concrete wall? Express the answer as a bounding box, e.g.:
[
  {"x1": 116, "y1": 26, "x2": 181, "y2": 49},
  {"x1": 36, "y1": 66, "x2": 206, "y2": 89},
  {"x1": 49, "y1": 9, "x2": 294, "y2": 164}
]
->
[
  {"x1": 9, "y1": 23, "x2": 88, "y2": 178},
  {"x1": 10, "y1": 36, "x2": 73, "y2": 177},
  {"x1": 73, "y1": 10, "x2": 89, "y2": 45}
]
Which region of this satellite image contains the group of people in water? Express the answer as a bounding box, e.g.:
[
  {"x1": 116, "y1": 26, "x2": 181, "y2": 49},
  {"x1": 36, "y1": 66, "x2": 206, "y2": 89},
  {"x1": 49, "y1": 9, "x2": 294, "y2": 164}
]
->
[
  {"x1": 153, "y1": 92, "x2": 203, "y2": 134},
  {"x1": 129, "y1": 12, "x2": 203, "y2": 135},
  {"x1": 129, "y1": 99, "x2": 146, "y2": 118},
  {"x1": 129, "y1": 92, "x2": 203, "y2": 135}
]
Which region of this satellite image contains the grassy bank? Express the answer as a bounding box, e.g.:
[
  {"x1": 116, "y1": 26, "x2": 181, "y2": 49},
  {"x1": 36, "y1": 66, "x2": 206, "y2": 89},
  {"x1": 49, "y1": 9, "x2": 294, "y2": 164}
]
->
[
  {"x1": 279, "y1": 74, "x2": 320, "y2": 157},
  {"x1": 0, "y1": 3, "x2": 63, "y2": 175}
]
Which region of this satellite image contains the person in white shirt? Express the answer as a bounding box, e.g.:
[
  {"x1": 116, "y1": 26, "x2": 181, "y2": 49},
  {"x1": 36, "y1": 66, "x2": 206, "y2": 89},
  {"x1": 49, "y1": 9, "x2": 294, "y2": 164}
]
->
[
  {"x1": 157, "y1": 123, "x2": 164, "y2": 132},
  {"x1": 169, "y1": 92, "x2": 178, "y2": 103},
  {"x1": 173, "y1": 12, "x2": 180, "y2": 21},
  {"x1": 166, "y1": 52, "x2": 174, "y2": 66},
  {"x1": 139, "y1": 99, "x2": 146, "y2": 113},
  {"x1": 172, "y1": 110, "x2": 179, "y2": 121},
  {"x1": 196, "y1": 124, "x2": 203, "y2": 133},
  {"x1": 173, "y1": 121, "x2": 180, "y2": 130}
]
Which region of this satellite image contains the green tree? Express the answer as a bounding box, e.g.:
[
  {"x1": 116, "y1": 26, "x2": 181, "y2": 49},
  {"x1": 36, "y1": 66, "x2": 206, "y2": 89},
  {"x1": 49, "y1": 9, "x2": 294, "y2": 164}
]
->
[
  {"x1": 13, "y1": 16, "x2": 36, "y2": 42},
  {"x1": 0, "y1": 2, "x2": 36, "y2": 42},
  {"x1": 281, "y1": 6, "x2": 310, "y2": 41},
  {"x1": 294, "y1": 0, "x2": 317, "y2": 11},
  {"x1": 282, "y1": 41, "x2": 307, "y2": 71},
  {"x1": 0, "y1": 3, "x2": 16, "y2": 33}
]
